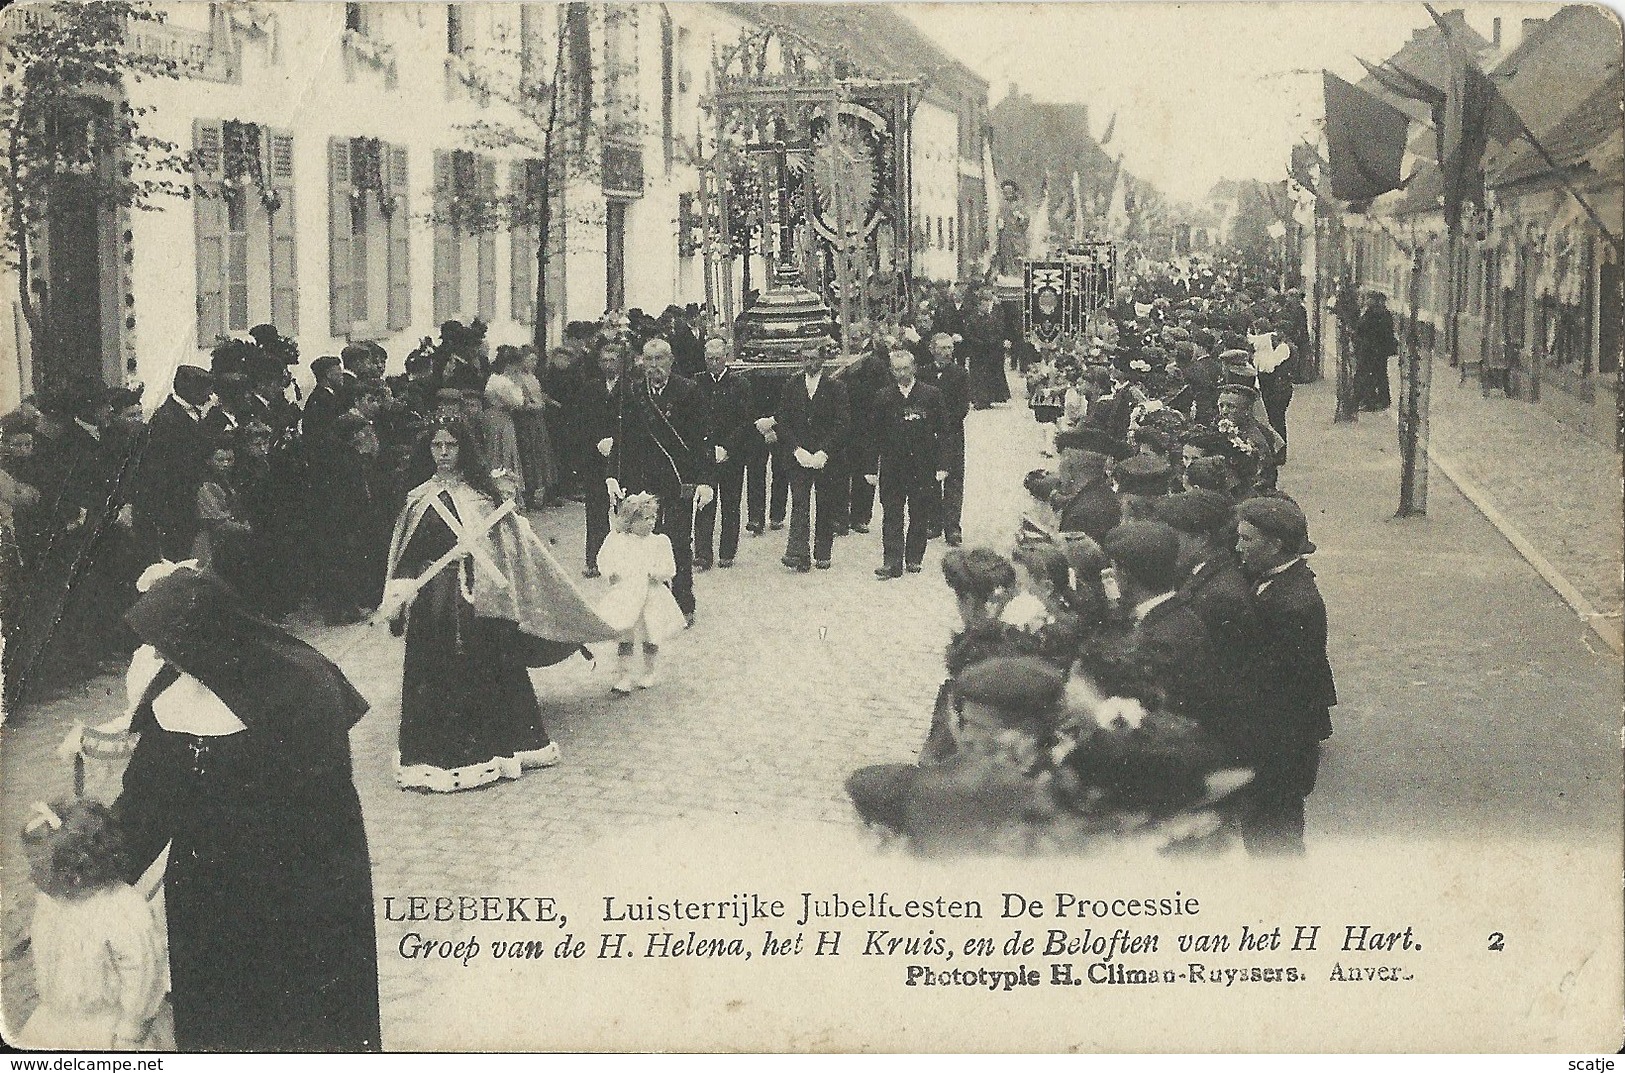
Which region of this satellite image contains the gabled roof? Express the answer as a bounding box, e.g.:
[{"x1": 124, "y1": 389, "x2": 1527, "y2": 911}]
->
[
  {"x1": 719, "y1": 3, "x2": 988, "y2": 98},
  {"x1": 1486, "y1": 5, "x2": 1622, "y2": 188},
  {"x1": 1495, "y1": 77, "x2": 1624, "y2": 188},
  {"x1": 1356, "y1": 9, "x2": 1494, "y2": 122}
]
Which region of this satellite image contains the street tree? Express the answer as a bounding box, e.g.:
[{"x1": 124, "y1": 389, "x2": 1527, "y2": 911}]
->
[
  {"x1": 0, "y1": 0, "x2": 190, "y2": 380},
  {"x1": 432, "y1": 2, "x2": 608, "y2": 356}
]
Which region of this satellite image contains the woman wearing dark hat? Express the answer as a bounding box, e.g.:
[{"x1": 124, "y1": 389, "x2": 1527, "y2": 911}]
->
[{"x1": 113, "y1": 564, "x2": 380, "y2": 1050}]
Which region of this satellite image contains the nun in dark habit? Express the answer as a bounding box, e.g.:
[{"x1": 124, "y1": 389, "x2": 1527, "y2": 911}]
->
[{"x1": 112, "y1": 563, "x2": 380, "y2": 1052}]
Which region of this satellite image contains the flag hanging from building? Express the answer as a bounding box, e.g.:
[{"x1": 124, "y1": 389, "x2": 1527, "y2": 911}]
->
[
  {"x1": 1357, "y1": 55, "x2": 1447, "y2": 165},
  {"x1": 1322, "y1": 71, "x2": 1411, "y2": 202},
  {"x1": 1426, "y1": 4, "x2": 1522, "y2": 227}
]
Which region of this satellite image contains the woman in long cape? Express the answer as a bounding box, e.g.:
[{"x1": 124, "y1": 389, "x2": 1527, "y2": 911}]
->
[{"x1": 382, "y1": 419, "x2": 618, "y2": 793}]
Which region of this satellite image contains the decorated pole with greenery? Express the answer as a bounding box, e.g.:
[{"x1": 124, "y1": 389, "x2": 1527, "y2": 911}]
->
[
  {"x1": 445, "y1": 2, "x2": 602, "y2": 356},
  {"x1": 0, "y1": 0, "x2": 189, "y2": 380}
]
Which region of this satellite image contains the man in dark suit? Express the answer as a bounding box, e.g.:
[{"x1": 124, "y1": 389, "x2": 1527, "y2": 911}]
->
[
  {"x1": 919, "y1": 332, "x2": 971, "y2": 545},
  {"x1": 1234, "y1": 497, "x2": 1336, "y2": 856},
  {"x1": 301, "y1": 356, "x2": 350, "y2": 449},
  {"x1": 1100, "y1": 520, "x2": 1223, "y2": 735},
  {"x1": 578, "y1": 344, "x2": 628, "y2": 578},
  {"x1": 693, "y1": 334, "x2": 754, "y2": 570},
  {"x1": 961, "y1": 290, "x2": 1012, "y2": 408},
  {"x1": 1154, "y1": 490, "x2": 1258, "y2": 760},
  {"x1": 611, "y1": 338, "x2": 712, "y2": 622},
  {"x1": 833, "y1": 341, "x2": 892, "y2": 536},
  {"x1": 864, "y1": 349, "x2": 949, "y2": 579},
  {"x1": 932, "y1": 281, "x2": 970, "y2": 339},
  {"x1": 137, "y1": 365, "x2": 218, "y2": 560},
  {"x1": 772, "y1": 344, "x2": 849, "y2": 572},
  {"x1": 1048, "y1": 428, "x2": 1121, "y2": 542}
]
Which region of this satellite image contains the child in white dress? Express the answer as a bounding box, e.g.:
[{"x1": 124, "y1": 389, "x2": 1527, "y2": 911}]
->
[
  {"x1": 594, "y1": 493, "x2": 687, "y2": 693},
  {"x1": 18, "y1": 799, "x2": 170, "y2": 1051}
]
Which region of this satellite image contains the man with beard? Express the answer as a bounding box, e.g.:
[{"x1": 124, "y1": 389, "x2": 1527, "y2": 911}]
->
[{"x1": 610, "y1": 339, "x2": 713, "y2": 625}]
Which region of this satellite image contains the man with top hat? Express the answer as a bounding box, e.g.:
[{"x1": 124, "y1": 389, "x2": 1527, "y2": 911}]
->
[
  {"x1": 773, "y1": 342, "x2": 850, "y2": 573},
  {"x1": 865, "y1": 348, "x2": 950, "y2": 580},
  {"x1": 1232, "y1": 496, "x2": 1335, "y2": 856},
  {"x1": 693, "y1": 333, "x2": 754, "y2": 570}
]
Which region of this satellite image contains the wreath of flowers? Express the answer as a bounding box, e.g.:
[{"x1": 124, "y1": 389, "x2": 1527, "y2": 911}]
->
[
  {"x1": 349, "y1": 136, "x2": 395, "y2": 217},
  {"x1": 222, "y1": 119, "x2": 280, "y2": 212}
]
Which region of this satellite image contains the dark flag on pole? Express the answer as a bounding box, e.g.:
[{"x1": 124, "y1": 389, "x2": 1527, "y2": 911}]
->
[
  {"x1": 1322, "y1": 71, "x2": 1412, "y2": 202},
  {"x1": 1426, "y1": 4, "x2": 1522, "y2": 227},
  {"x1": 1357, "y1": 56, "x2": 1447, "y2": 165}
]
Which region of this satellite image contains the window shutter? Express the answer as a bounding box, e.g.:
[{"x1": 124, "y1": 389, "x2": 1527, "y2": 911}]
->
[
  {"x1": 433, "y1": 150, "x2": 459, "y2": 323},
  {"x1": 193, "y1": 118, "x2": 227, "y2": 345},
  {"x1": 477, "y1": 156, "x2": 497, "y2": 322},
  {"x1": 386, "y1": 144, "x2": 412, "y2": 331},
  {"x1": 268, "y1": 128, "x2": 298, "y2": 333},
  {"x1": 328, "y1": 137, "x2": 353, "y2": 336},
  {"x1": 509, "y1": 160, "x2": 533, "y2": 323}
]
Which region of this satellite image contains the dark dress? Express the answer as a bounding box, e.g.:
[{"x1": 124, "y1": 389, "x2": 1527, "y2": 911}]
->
[
  {"x1": 1353, "y1": 306, "x2": 1397, "y2": 411},
  {"x1": 394, "y1": 486, "x2": 553, "y2": 792},
  {"x1": 114, "y1": 572, "x2": 379, "y2": 1052}
]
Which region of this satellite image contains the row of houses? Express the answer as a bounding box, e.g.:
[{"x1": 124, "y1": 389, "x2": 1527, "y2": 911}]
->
[
  {"x1": 0, "y1": 1, "x2": 990, "y2": 411},
  {"x1": 1314, "y1": 5, "x2": 1621, "y2": 445}
]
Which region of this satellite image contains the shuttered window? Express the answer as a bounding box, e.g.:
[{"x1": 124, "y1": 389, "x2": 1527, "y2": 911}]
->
[
  {"x1": 510, "y1": 160, "x2": 534, "y2": 324},
  {"x1": 433, "y1": 150, "x2": 460, "y2": 322},
  {"x1": 333, "y1": 137, "x2": 410, "y2": 337},
  {"x1": 434, "y1": 148, "x2": 501, "y2": 325},
  {"x1": 328, "y1": 137, "x2": 353, "y2": 336},
  {"x1": 268, "y1": 129, "x2": 298, "y2": 332},
  {"x1": 194, "y1": 119, "x2": 227, "y2": 344},
  {"x1": 476, "y1": 156, "x2": 497, "y2": 322},
  {"x1": 386, "y1": 146, "x2": 411, "y2": 331},
  {"x1": 226, "y1": 192, "x2": 249, "y2": 330},
  {"x1": 196, "y1": 119, "x2": 296, "y2": 344}
]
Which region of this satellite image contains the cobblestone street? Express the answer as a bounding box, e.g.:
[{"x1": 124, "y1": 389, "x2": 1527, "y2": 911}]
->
[{"x1": 2, "y1": 376, "x2": 1620, "y2": 1047}]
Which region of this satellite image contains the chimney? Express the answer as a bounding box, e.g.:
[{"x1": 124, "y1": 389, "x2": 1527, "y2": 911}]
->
[{"x1": 1492, "y1": 17, "x2": 1501, "y2": 47}]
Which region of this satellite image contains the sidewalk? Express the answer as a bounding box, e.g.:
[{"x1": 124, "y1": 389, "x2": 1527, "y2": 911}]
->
[
  {"x1": 1417, "y1": 368, "x2": 1623, "y2": 644},
  {"x1": 1277, "y1": 378, "x2": 1620, "y2": 841}
]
